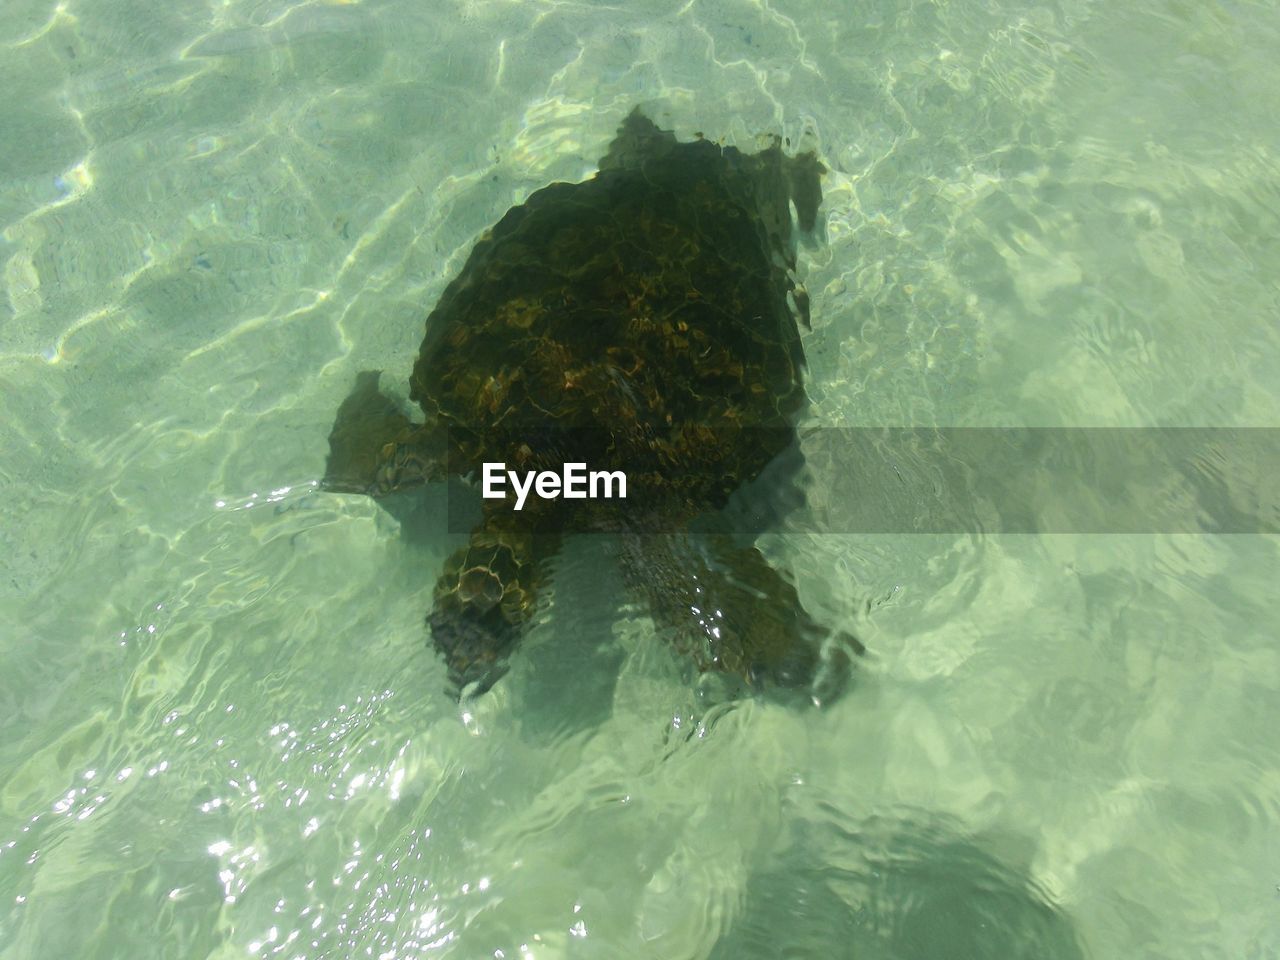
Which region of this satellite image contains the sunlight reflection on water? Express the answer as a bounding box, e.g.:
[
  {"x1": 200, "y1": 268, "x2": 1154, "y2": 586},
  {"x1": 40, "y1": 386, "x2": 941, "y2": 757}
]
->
[{"x1": 1, "y1": 0, "x2": 1278, "y2": 957}]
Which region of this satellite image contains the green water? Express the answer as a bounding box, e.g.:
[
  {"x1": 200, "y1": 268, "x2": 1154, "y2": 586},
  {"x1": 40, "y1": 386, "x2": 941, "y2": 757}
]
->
[{"x1": 2, "y1": 0, "x2": 1278, "y2": 957}]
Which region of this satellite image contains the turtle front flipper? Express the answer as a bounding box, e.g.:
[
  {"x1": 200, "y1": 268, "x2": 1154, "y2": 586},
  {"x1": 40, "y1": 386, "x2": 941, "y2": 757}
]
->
[
  {"x1": 429, "y1": 504, "x2": 561, "y2": 697},
  {"x1": 620, "y1": 533, "x2": 862, "y2": 706},
  {"x1": 323, "y1": 371, "x2": 445, "y2": 496}
]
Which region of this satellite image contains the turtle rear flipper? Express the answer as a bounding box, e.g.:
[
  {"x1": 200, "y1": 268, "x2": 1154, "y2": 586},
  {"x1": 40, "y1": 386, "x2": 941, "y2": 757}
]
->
[
  {"x1": 323, "y1": 371, "x2": 445, "y2": 496},
  {"x1": 621, "y1": 532, "x2": 861, "y2": 706}
]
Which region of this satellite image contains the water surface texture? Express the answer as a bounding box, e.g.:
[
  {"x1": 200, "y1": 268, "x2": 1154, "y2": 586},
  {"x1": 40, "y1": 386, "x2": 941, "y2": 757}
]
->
[{"x1": 2, "y1": 0, "x2": 1279, "y2": 957}]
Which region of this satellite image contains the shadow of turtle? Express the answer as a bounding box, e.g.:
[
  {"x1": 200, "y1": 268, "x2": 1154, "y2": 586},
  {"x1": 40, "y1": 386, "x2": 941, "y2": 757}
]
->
[{"x1": 709, "y1": 810, "x2": 1084, "y2": 960}]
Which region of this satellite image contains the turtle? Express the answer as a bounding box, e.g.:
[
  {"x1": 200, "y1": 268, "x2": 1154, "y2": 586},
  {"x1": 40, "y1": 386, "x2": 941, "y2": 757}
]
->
[{"x1": 323, "y1": 108, "x2": 863, "y2": 702}]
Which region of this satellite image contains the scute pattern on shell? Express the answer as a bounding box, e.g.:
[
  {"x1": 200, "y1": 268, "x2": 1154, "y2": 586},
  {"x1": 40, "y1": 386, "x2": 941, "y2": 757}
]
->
[{"x1": 408, "y1": 111, "x2": 817, "y2": 513}]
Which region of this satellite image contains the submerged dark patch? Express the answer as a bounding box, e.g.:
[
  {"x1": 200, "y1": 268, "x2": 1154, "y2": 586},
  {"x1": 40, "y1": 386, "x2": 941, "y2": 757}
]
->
[{"x1": 323, "y1": 109, "x2": 860, "y2": 700}]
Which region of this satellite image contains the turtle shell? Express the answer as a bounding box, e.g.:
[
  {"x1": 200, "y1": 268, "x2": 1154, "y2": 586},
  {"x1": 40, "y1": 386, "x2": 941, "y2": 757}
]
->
[{"x1": 409, "y1": 109, "x2": 823, "y2": 517}]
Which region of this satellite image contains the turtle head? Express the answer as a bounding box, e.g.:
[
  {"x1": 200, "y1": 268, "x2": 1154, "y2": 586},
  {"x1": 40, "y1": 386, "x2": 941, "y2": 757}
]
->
[
  {"x1": 428, "y1": 600, "x2": 517, "y2": 699},
  {"x1": 429, "y1": 531, "x2": 539, "y2": 699}
]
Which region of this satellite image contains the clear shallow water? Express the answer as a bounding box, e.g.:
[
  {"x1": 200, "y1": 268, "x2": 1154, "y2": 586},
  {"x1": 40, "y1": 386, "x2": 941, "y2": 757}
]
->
[{"x1": 1, "y1": 0, "x2": 1278, "y2": 957}]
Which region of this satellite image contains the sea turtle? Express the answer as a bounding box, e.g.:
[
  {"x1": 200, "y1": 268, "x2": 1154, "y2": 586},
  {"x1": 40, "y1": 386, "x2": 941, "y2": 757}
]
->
[{"x1": 323, "y1": 108, "x2": 862, "y2": 702}]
